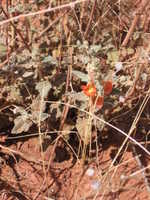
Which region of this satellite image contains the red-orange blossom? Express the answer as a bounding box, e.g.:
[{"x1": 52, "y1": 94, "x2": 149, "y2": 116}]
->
[{"x1": 81, "y1": 81, "x2": 113, "y2": 109}]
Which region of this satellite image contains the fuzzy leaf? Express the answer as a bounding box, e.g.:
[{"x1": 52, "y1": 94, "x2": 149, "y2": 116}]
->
[
  {"x1": 78, "y1": 55, "x2": 90, "y2": 64},
  {"x1": 35, "y1": 80, "x2": 51, "y2": 98},
  {"x1": 50, "y1": 103, "x2": 62, "y2": 119},
  {"x1": 42, "y1": 55, "x2": 58, "y2": 65},
  {"x1": 11, "y1": 115, "x2": 32, "y2": 134},
  {"x1": 72, "y1": 70, "x2": 89, "y2": 82},
  {"x1": 32, "y1": 112, "x2": 49, "y2": 122},
  {"x1": 22, "y1": 71, "x2": 34, "y2": 78},
  {"x1": 65, "y1": 92, "x2": 89, "y2": 102},
  {"x1": 31, "y1": 96, "x2": 47, "y2": 122},
  {"x1": 107, "y1": 50, "x2": 119, "y2": 66},
  {"x1": 89, "y1": 44, "x2": 102, "y2": 54},
  {"x1": 7, "y1": 87, "x2": 23, "y2": 103}
]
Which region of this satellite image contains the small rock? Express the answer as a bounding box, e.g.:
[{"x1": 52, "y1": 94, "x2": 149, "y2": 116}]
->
[
  {"x1": 91, "y1": 180, "x2": 101, "y2": 190},
  {"x1": 86, "y1": 168, "x2": 95, "y2": 177},
  {"x1": 115, "y1": 62, "x2": 123, "y2": 72}
]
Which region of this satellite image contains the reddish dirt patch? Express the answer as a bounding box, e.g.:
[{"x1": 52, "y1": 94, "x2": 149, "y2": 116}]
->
[{"x1": 0, "y1": 137, "x2": 150, "y2": 200}]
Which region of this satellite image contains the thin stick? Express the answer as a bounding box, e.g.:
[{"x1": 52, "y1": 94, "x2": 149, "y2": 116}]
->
[
  {"x1": 132, "y1": 145, "x2": 150, "y2": 193},
  {"x1": 36, "y1": 10, "x2": 69, "y2": 39},
  {"x1": 0, "y1": 0, "x2": 89, "y2": 26},
  {"x1": 46, "y1": 100, "x2": 150, "y2": 157},
  {"x1": 59, "y1": 48, "x2": 73, "y2": 132},
  {"x1": 1, "y1": 6, "x2": 31, "y2": 52},
  {"x1": 109, "y1": 90, "x2": 150, "y2": 168},
  {"x1": 84, "y1": 0, "x2": 96, "y2": 38},
  {"x1": 122, "y1": 0, "x2": 149, "y2": 47}
]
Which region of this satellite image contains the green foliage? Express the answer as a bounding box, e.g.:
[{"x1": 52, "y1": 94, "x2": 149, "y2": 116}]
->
[
  {"x1": 42, "y1": 55, "x2": 58, "y2": 65},
  {"x1": 35, "y1": 80, "x2": 52, "y2": 98},
  {"x1": 8, "y1": 4, "x2": 24, "y2": 13},
  {"x1": 72, "y1": 70, "x2": 89, "y2": 82}
]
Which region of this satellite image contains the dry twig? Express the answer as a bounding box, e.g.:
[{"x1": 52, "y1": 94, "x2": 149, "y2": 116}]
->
[
  {"x1": 84, "y1": 0, "x2": 96, "y2": 38},
  {"x1": 1, "y1": 6, "x2": 31, "y2": 52},
  {"x1": 0, "y1": 0, "x2": 89, "y2": 26},
  {"x1": 122, "y1": 0, "x2": 149, "y2": 47},
  {"x1": 132, "y1": 145, "x2": 150, "y2": 194}
]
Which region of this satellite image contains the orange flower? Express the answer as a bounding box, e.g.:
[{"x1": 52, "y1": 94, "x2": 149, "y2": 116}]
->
[
  {"x1": 95, "y1": 96, "x2": 104, "y2": 109},
  {"x1": 81, "y1": 82, "x2": 104, "y2": 109},
  {"x1": 103, "y1": 80, "x2": 113, "y2": 95},
  {"x1": 81, "y1": 82, "x2": 97, "y2": 97}
]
